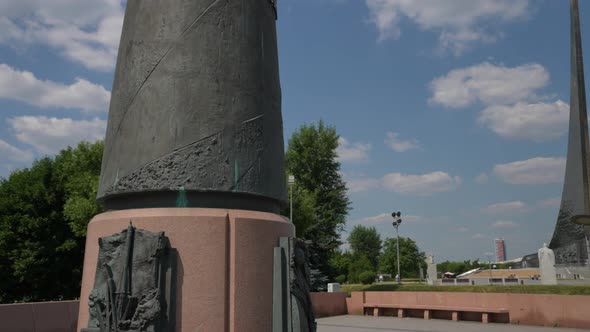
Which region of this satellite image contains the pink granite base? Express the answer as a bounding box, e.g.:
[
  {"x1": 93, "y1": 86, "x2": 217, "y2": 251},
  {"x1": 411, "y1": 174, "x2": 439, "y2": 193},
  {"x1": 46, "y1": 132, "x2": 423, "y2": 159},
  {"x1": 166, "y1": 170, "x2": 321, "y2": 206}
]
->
[{"x1": 76, "y1": 208, "x2": 294, "y2": 332}]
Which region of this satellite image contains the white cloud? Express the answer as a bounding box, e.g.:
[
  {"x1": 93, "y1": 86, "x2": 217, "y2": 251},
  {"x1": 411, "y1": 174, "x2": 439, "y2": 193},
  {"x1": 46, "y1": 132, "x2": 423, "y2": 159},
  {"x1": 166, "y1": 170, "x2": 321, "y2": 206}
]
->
[
  {"x1": 478, "y1": 100, "x2": 569, "y2": 142},
  {"x1": 347, "y1": 171, "x2": 461, "y2": 196},
  {"x1": 347, "y1": 178, "x2": 381, "y2": 193},
  {"x1": 8, "y1": 116, "x2": 106, "y2": 155},
  {"x1": 382, "y1": 171, "x2": 461, "y2": 196},
  {"x1": 357, "y1": 213, "x2": 391, "y2": 225},
  {"x1": 356, "y1": 213, "x2": 447, "y2": 225},
  {"x1": 337, "y1": 137, "x2": 371, "y2": 162},
  {"x1": 0, "y1": 64, "x2": 110, "y2": 112},
  {"x1": 429, "y1": 62, "x2": 549, "y2": 108},
  {"x1": 472, "y1": 233, "x2": 486, "y2": 239},
  {"x1": 0, "y1": 0, "x2": 124, "y2": 71},
  {"x1": 537, "y1": 197, "x2": 561, "y2": 208},
  {"x1": 0, "y1": 139, "x2": 33, "y2": 162},
  {"x1": 475, "y1": 172, "x2": 489, "y2": 184},
  {"x1": 457, "y1": 226, "x2": 469, "y2": 232},
  {"x1": 492, "y1": 220, "x2": 517, "y2": 228},
  {"x1": 384, "y1": 132, "x2": 419, "y2": 152},
  {"x1": 365, "y1": 0, "x2": 529, "y2": 54},
  {"x1": 493, "y1": 157, "x2": 565, "y2": 185},
  {"x1": 481, "y1": 201, "x2": 528, "y2": 214}
]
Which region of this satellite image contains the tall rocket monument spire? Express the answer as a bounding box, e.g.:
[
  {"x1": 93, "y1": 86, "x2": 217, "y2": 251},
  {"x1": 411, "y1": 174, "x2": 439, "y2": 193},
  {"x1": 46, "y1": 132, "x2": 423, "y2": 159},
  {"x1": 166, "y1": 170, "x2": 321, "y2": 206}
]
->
[{"x1": 549, "y1": 0, "x2": 590, "y2": 263}]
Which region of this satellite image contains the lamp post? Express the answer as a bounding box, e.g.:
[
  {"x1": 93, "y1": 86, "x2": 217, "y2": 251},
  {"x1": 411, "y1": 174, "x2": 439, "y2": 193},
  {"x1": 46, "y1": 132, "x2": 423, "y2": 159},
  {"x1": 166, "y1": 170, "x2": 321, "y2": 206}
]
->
[
  {"x1": 392, "y1": 211, "x2": 402, "y2": 285},
  {"x1": 288, "y1": 175, "x2": 295, "y2": 222}
]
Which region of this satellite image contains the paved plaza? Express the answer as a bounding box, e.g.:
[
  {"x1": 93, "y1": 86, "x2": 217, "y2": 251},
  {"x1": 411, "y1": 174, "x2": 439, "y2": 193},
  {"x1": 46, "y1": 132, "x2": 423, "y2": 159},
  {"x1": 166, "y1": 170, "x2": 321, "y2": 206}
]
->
[{"x1": 317, "y1": 316, "x2": 587, "y2": 332}]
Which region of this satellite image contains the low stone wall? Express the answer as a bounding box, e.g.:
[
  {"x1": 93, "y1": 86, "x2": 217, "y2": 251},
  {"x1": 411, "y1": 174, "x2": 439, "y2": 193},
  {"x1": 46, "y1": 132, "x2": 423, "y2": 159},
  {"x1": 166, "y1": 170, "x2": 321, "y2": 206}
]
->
[
  {"x1": 349, "y1": 291, "x2": 590, "y2": 328},
  {"x1": 0, "y1": 300, "x2": 79, "y2": 332},
  {"x1": 310, "y1": 292, "x2": 348, "y2": 318}
]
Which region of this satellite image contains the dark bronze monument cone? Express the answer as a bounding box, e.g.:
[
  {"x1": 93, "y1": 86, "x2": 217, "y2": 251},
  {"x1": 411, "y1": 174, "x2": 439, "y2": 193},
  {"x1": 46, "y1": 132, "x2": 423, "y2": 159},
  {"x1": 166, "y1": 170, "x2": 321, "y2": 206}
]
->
[
  {"x1": 549, "y1": 0, "x2": 590, "y2": 263},
  {"x1": 98, "y1": 0, "x2": 286, "y2": 213}
]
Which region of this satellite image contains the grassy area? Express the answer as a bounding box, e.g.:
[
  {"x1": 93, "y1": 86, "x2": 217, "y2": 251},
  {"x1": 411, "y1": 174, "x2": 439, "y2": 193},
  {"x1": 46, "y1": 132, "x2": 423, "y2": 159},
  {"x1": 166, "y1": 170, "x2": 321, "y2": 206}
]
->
[{"x1": 341, "y1": 282, "x2": 590, "y2": 296}]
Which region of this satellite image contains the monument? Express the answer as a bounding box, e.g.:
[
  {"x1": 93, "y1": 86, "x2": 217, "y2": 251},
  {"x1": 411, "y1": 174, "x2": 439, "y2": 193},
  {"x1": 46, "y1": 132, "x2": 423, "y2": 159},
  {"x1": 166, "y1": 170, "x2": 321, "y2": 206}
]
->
[
  {"x1": 425, "y1": 255, "x2": 437, "y2": 286},
  {"x1": 549, "y1": 0, "x2": 590, "y2": 264},
  {"x1": 538, "y1": 244, "x2": 558, "y2": 285},
  {"x1": 77, "y1": 0, "x2": 314, "y2": 331}
]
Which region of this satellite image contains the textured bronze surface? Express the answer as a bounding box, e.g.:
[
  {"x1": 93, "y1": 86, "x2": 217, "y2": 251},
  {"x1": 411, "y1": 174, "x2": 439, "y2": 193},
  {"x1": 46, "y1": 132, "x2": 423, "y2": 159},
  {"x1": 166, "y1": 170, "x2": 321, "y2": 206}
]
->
[{"x1": 97, "y1": 0, "x2": 286, "y2": 212}]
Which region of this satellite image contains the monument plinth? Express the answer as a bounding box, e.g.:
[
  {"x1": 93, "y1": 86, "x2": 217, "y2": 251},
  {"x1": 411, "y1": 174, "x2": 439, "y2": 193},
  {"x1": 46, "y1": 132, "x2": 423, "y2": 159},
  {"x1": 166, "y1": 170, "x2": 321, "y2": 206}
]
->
[{"x1": 76, "y1": 0, "x2": 303, "y2": 331}]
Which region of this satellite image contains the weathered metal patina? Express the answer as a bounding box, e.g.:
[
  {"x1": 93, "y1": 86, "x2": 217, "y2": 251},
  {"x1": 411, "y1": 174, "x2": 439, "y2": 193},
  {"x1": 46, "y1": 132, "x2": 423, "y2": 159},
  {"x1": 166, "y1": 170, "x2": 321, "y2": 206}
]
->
[
  {"x1": 82, "y1": 224, "x2": 173, "y2": 332},
  {"x1": 97, "y1": 0, "x2": 286, "y2": 213}
]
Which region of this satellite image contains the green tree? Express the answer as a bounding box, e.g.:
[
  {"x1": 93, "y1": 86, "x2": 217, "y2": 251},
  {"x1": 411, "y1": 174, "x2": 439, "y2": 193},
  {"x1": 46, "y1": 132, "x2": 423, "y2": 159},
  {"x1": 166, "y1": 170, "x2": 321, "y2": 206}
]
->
[
  {"x1": 379, "y1": 237, "x2": 426, "y2": 278},
  {"x1": 0, "y1": 141, "x2": 103, "y2": 303},
  {"x1": 348, "y1": 225, "x2": 382, "y2": 270},
  {"x1": 347, "y1": 255, "x2": 374, "y2": 284},
  {"x1": 55, "y1": 142, "x2": 104, "y2": 237},
  {"x1": 328, "y1": 250, "x2": 352, "y2": 280},
  {"x1": 285, "y1": 121, "x2": 351, "y2": 282}
]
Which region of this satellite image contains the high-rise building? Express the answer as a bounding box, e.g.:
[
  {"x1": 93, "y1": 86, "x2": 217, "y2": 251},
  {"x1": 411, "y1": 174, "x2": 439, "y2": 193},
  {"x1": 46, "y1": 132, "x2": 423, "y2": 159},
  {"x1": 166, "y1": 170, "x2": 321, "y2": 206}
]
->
[{"x1": 495, "y1": 238, "x2": 506, "y2": 262}]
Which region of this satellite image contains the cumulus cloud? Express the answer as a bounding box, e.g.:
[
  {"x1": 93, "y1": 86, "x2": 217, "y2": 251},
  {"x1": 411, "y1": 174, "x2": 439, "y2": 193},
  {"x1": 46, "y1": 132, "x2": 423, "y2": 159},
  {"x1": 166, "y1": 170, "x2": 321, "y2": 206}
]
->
[
  {"x1": 0, "y1": 0, "x2": 124, "y2": 71},
  {"x1": 356, "y1": 213, "x2": 447, "y2": 225},
  {"x1": 8, "y1": 116, "x2": 106, "y2": 155},
  {"x1": 0, "y1": 139, "x2": 34, "y2": 162},
  {"x1": 492, "y1": 220, "x2": 518, "y2": 228},
  {"x1": 384, "y1": 132, "x2": 419, "y2": 152},
  {"x1": 478, "y1": 101, "x2": 569, "y2": 142},
  {"x1": 475, "y1": 172, "x2": 489, "y2": 184},
  {"x1": 382, "y1": 171, "x2": 461, "y2": 196},
  {"x1": 348, "y1": 171, "x2": 461, "y2": 196},
  {"x1": 357, "y1": 213, "x2": 391, "y2": 225},
  {"x1": 347, "y1": 178, "x2": 381, "y2": 193},
  {"x1": 429, "y1": 62, "x2": 568, "y2": 142},
  {"x1": 0, "y1": 64, "x2": 110, "y2": 112},
  {"x1": 481, "y1": 201, "x2": 528, "y2": 214},
  {"x1": 429, "y1": 62, "x2": 549, "y2": 109},
  {"x1": 337, "y1": 137, "x2": 371, "y2": 162},
  {"x1": 537, "y1": 197, "x2": 561, "y2": 208},
  {"x1": 365, "y1": 0, "x2": 529, "y2": 54},
  {"x1": 493, "y1": 157, "x2": 565, "y2": 185}
]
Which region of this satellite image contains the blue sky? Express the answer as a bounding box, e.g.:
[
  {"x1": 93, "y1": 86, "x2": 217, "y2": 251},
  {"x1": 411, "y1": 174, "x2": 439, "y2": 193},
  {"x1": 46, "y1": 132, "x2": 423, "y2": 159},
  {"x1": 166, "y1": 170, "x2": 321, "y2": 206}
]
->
[{"x1": 0, "y1": 0, "x2": 586, "y2": 261}]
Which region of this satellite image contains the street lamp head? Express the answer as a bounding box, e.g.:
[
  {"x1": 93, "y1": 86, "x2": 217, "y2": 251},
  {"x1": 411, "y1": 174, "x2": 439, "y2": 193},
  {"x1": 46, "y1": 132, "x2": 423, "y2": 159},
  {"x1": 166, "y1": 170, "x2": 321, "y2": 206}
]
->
[
  {"x1": 398, "y1": 219, "x2": 402, "y2": 224},
  {"x1": 397, "y1": 211, "x2": 401, "y2": 218}
]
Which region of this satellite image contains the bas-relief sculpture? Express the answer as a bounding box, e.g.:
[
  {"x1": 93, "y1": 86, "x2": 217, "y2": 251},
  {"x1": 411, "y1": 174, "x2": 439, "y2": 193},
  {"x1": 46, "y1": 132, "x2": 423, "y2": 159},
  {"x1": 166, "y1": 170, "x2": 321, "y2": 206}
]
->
[
  {"x1": 549, "y1": 0, "x2": 590, "y2": 264},
  {"x1": 273, "y1": 238, "x2": 317, "y2": 332},
  {"x1": 538, "y1": 244, "x2": 558, "y2": 285},
  {"x1": 97, "y1": 0, "x2": 286, "y2": 213},
  {"x1": 82, "y1": 224, "x2": 174, "y2": 332}
]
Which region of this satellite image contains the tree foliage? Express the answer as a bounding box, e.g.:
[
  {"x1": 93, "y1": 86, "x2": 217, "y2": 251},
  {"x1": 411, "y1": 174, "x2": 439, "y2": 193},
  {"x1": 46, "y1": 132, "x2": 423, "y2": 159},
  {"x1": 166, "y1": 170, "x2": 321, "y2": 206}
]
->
[
  {"x1": 359, "y1": 271, "x2": 377, "y2": 285},
  {"x1": 0, "y1": 141, "x2": 103, "y2": 303},
  {"x1": 347, "y1": 254, "x2": 374, "y2": 284},
  {"x1": 348, "y1": 225, "x2": 382, "y2": 270},
  {"x1": 285, "y1": 121, "x2": 351, "y2": 283},
  {"x1": 329, "y1": 250, "x2": 352, "y2": 279},
  {"x1": 379, "y1": 237, "x2": 426, "y2": 278}
]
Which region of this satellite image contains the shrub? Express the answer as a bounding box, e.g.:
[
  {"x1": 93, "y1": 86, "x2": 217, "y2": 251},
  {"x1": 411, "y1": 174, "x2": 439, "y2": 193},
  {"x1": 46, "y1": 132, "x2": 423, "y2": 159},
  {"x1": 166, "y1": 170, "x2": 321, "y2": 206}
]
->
[
  {"x1": 359, "y1": 271, "x2": 376, "y2": 285},
  {"x1": 335, "y1": 274, "x2": 346, "y2": 284}
]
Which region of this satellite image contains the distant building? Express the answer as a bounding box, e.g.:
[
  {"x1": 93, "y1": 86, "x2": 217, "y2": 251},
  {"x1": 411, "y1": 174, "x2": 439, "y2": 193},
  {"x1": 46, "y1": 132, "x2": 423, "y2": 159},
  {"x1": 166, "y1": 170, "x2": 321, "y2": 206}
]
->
[{"x1": 495, "y1": 238, "x2": 506, "y2": 262}]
